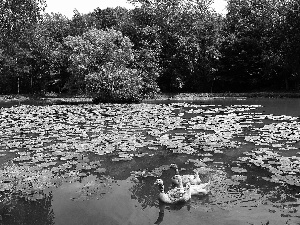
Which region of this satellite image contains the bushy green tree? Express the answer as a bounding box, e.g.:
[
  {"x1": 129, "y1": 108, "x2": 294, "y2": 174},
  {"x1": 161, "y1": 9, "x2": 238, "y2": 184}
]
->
[
  {"x1": 64, "y1": 28, "x2": 154, "y2": 102},
  {"x1": 86, "y1": 66, "x2": 143, "y2": 103}
]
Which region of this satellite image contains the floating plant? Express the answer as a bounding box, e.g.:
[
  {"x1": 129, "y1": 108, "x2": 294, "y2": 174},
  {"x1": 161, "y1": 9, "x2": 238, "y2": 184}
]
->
[{"x1": 0, "y1": 98, "x2": 299, "y2": 225}]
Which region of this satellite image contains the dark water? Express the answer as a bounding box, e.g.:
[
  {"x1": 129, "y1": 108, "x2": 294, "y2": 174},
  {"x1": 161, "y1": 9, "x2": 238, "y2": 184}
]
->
[{"x1": 1, "y1": 98, "x2": 300, "y2": 225}]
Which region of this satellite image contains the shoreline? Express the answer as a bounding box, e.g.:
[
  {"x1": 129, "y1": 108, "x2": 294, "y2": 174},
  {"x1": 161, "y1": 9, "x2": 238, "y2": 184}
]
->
[
  {"x1": 0, "y1": 92, "x2": 300, "y2": 105},
  {"x1": 151, "y1": 92, "x2": 300, "y2": 100}
]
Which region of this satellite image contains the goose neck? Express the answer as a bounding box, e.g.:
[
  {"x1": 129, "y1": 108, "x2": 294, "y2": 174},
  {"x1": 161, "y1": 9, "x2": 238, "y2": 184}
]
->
[{"x1": 159, "y1": 184, "x2": 165, "y2": 193}]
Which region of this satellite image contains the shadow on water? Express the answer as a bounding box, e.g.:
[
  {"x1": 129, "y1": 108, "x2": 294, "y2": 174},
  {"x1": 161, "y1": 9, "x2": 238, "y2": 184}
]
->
[{"x1": 1, "y1": 98, "x2": 300, "y2": 224}]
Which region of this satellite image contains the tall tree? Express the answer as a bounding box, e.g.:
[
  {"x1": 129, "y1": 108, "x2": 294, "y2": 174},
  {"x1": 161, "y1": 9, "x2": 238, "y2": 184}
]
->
[
  {"x1": 128, "y1": 0, "x2": 222, "y2": 92},
  {"x1": 219, "y1": 0, "x2": 300, "y2": 91},
  {"x1": 30, "y1": 13, "x2": 71, "y2": 93},
  {"x1": 277, "y1": 1, "x2": 300, "y2": 90},
  {"x1": 92, "y1": 7, "x2": 129, "y2": 30},
  {"x1": 0, "y1": 0, "x2": 46, "y2": 94},
  {"x1": 0, "y1": 0, "x2": 46, "y2": 44}
]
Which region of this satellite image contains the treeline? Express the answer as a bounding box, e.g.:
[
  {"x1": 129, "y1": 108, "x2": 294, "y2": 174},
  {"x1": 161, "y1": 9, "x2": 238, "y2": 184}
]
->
[{"x1": 1, "y1": 0, "x2": 300, "y2": 101}]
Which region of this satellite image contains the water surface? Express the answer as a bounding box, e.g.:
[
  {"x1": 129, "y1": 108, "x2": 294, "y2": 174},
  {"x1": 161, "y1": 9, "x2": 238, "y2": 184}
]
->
[{"x1": 1, "y1": 98, "x2": 300, "y2": 225}]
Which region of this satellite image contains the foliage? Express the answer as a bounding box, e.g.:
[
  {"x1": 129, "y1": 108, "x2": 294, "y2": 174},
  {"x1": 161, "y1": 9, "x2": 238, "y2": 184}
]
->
[
  {"x1": 1, "y1": 0, "x2": 300, "y2": 95},
  {"x1": 129, "y1": 0, "x2": 221, "y2": 92},
  {"x1": 64, "y1": 28, "x2": 149, "y2": 102},
  {"x1": 69, "y1": 10, "x2": 94, "y2": 36},
  {"x1": 276, "y1": 1, "x2": 300, "y2": 89},
  {"x1": 0, "y1": 0, "x2": 46, "y2": 94},
  {"x1": 30, "y1": 13, "x2": 71, "y2": 93},
  {"x1": 86, "y1": 66, "x2": 143, "y2": 103},
  {"x1": 219, "y1": 0, "x2": 300, "y2": 91},
  {"x1": 0, "y1": 0, "x2": 46, "y2": 44},
  {"x1": 133, "y1": 47, "x2": 161, "y2": 98},
  {"x1": 91, "y1": 7, "x2": 130, "y2": 30}
]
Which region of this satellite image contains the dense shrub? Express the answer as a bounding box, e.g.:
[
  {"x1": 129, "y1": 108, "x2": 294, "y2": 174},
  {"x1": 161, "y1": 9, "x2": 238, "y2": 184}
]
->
[{"x1": 86, "y1": 65, "x2": 143, "y2": 103}]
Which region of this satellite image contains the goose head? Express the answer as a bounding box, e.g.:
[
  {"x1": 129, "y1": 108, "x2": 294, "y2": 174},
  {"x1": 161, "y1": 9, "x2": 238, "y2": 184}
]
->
[
  {"x1": 173, "y1": 174, "x2": 182, "y2": 181},
  {"x1": 155, "y1": 179, "x2": 165, "y2": 194},
  {"x1": 170, "y1": 164, "x2": 178, "y2": 169},
  {"x1": 172, "y1": 174, "x2": 183, "y2": 187},
  {"x1": 154, "y1": 179, "x2": 164, "y2": 186},
  {"x1": 170, "y1": 164, "x2": 180, "y2": 175}
]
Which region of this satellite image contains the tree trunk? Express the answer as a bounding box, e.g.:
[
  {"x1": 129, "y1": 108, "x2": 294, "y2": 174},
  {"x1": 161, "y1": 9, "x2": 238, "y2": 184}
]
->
[
  {"x1": 17, "y1": 77, "x2": 20, "y2": 95},
  {"x1": 285, "y1": 78, "x2": 289, "y2": 90}
]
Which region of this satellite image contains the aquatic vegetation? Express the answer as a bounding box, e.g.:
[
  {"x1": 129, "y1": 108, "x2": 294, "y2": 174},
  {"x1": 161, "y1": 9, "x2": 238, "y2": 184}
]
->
[
  {"x1": 237, "y1": 148, "x2": 300, "y2": 186},
  {"x1": 0, "y1": 100, "x2": 300, "y2": 224}
]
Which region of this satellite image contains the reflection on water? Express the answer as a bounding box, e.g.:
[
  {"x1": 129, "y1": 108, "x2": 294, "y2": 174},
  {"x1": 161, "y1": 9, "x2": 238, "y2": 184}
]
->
[
  {"x1": 0, "y1": 192, "x2": 54, "y2": 225},
  {"x1": 1, "y1": 98, "x2": 300, "y2": 224}
]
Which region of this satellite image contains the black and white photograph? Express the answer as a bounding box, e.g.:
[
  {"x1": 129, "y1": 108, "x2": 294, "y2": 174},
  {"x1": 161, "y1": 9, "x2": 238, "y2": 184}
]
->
[{"x1": 1, "y1": 0, "x2": 300, "y2": 224}]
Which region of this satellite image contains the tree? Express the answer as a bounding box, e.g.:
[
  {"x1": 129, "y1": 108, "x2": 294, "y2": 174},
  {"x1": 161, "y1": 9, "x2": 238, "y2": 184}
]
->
[
  {"x1": 219, "y1": 0, "x2": 300, "y2": 91},
  {"x1": 69, "y1": 9, "x2": 101, "y2": 37},
  {"x1": 0, "y1": 0, "x2": 46, "y2": 44},
  {"x1": 276, "y1": 1, "x2": 300, "y2": 90},
  {"x1": 30, "y1": 13, "x2": 71, "y2": 93},
  {"x1": 91, "y1": 7, "x2": 130, "y2": 30},
  {"x1": 127, "y1": 0, "x2": 222, "y2": 92},
  {"x1": 86, "y1": 66, "x2": 143, "y2": 103},
  {"x1": 219, "y1": 0, "x2": 277, "y2": 91},
  {"x1": 0, "y1": 0, "x2": 46, "y2": 94},
  {"x1": 64, "y1": 28, "x2": 149, "y2": 102}
]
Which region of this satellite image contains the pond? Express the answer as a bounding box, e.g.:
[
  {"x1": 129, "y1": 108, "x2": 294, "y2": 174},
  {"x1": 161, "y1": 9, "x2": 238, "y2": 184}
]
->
[{"x1": 1, "y1": 97, "x2": 300, "y2": 225}]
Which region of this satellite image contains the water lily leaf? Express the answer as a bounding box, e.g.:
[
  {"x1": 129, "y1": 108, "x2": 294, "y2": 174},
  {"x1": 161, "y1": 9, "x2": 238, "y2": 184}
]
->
[
  {"x1": 231, "y1": 175, "x2": 247, "y2": 181},
  {"x1": 231, "y1": 167, "x2": 247, "y2": 173},
  {"x1": 95, "y1": 168, "x2": 106, "y2": 173}
]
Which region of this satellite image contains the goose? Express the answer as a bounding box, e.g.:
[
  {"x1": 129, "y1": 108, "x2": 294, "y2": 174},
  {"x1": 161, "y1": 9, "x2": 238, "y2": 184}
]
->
[
  {"x1": 172, "y1": 175, "x2": 210, "y2": 195},
  {"x1": 154, "y1": 176, "x2": 191, "y2": 204},
  {"x1": 189, "y1": 182, "x2": 210, "y2": 195},
  {"x1": 167, "y1": 175, "x2": 185, "y2": 196},
  {"x1": 170, "y1": 164, "x2": 201, "y2": 187}
]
